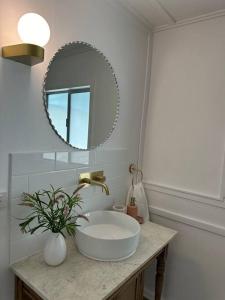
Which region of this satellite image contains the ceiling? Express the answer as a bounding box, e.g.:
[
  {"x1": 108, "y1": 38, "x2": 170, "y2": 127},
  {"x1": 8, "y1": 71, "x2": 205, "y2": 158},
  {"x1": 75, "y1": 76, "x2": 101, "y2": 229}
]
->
[{"x1": 117, "y1": 0, "x2": 225, "y2": 28}]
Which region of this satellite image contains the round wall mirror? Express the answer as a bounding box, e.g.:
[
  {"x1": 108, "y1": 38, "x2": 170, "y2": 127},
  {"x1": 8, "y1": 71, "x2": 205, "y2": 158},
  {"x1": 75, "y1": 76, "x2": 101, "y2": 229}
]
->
[{"x1": 43, "y1": 42, "x2": 119, "y2": 150}]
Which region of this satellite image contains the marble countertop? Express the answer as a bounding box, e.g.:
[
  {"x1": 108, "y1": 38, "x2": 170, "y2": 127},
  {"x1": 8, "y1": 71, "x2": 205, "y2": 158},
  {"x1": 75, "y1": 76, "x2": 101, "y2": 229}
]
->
[{"x1": 11, "y1": 222, "x2": 177, "y2": 300}]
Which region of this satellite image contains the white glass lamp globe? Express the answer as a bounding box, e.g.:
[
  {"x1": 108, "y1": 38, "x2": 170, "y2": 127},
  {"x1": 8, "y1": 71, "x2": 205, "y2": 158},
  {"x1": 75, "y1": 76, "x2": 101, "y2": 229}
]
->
[{"x1": 17, "y1": 13, "x2": 50, "y2": 47}]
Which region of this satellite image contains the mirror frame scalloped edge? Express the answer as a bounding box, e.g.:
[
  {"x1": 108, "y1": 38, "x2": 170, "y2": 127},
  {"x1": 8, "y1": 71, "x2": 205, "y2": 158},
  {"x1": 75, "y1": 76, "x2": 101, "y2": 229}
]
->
[{"x1": 42, "y1": 41, "x2": 120, "y2": 151}]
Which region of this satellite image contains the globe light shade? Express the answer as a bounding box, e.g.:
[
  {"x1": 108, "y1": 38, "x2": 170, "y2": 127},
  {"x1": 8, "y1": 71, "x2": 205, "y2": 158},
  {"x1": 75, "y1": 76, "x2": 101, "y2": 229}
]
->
[{"x1": 18, "y1": 13, "x2": 50, "y2": 47}]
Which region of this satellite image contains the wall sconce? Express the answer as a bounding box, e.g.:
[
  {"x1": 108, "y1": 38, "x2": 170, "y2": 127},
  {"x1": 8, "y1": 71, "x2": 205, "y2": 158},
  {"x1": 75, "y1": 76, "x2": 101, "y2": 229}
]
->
[{"x1": 1, "y1": 13, "x2": 50, "y2": 66}]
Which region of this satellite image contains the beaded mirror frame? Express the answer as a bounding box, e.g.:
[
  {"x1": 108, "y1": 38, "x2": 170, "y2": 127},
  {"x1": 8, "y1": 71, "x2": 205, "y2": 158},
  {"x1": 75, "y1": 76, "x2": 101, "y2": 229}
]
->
[{"x1": 42, "y1": 41, "x2": 120, "y2": 150}]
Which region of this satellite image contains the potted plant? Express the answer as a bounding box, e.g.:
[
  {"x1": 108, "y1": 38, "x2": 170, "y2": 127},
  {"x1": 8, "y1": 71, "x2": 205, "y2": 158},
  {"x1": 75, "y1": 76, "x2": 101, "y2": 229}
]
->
[{"x1": 19, "y1": 185, "x2": 87, "y2": 266}]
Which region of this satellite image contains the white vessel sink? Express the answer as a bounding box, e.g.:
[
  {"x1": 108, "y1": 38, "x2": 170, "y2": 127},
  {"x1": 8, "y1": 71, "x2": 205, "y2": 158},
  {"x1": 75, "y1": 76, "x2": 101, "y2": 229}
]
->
[{"x1": 75, "y1": 210, "x2": 140, "y2": 261}]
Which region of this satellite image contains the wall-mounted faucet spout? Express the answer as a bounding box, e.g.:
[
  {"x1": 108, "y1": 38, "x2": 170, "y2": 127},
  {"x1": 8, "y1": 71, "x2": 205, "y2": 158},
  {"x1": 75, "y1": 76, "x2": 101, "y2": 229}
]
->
[
  {"x1": 79, "y1": 171, "x2": 110, "y2": 195},
  {"x1": 80, "y1": 178, "x2": 110, "y2": 195}
]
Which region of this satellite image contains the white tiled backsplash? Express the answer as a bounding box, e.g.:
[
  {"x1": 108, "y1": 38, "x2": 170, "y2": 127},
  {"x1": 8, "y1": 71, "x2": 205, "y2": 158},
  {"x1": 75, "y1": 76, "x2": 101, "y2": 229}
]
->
[{"x1": 8, "y1": 148, "x2": 129, "y2": 264}]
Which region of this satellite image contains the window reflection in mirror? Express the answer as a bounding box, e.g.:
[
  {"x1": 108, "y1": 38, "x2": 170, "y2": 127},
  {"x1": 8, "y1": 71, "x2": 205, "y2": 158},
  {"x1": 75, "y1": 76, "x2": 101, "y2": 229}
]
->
[{"x1": 46, "y1": 87, "x2": 91, "y2": 149}]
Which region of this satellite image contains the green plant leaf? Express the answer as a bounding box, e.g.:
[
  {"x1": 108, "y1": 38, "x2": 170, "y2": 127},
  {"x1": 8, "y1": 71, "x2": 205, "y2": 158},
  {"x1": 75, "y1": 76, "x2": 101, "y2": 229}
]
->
[{"x1": 18, "y1": 185, "x2": 83, "y2": 236}]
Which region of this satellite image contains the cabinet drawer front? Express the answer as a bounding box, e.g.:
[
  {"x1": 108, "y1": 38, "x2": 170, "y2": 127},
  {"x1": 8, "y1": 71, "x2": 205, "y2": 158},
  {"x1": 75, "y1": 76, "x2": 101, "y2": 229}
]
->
[{"x1": 107, "y1": 271, "x2": 144, "y2": 300}]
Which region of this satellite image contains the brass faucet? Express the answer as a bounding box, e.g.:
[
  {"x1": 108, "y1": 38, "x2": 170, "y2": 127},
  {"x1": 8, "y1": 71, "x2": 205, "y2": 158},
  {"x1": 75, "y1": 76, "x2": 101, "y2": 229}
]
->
[
  {"x1": 79, "y1": 171, "x2": 110, "y2": 195},
  {"x1": 79, "y1": 178, "x2": 110, "y2": 195}
]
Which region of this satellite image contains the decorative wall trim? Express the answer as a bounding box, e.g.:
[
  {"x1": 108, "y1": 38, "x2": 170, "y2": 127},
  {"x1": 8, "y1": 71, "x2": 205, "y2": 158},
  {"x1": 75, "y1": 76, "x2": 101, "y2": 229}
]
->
[
  {"x1": 150, "y1": 205, "x2": 225, "y2": 237},
  {"x1": 154, "y1": 9, "x2": 225, "y2": 32},
  {"x1": 144, "y1": 181, "x2": 225, "y2": 209}
]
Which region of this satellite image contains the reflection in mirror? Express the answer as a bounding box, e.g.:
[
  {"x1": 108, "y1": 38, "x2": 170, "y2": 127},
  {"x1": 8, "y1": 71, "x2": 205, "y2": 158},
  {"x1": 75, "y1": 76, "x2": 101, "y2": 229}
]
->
[
  {"x1": 43, "y1": 42, "x2": 119, "y2": 150},
  {"x1": 46, "y1": 87, "x2": 91, "y2": 149}
]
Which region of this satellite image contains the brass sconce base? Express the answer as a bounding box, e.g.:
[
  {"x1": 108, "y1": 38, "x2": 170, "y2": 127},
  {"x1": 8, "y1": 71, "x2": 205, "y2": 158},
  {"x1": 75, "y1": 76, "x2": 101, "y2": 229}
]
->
[{"x1": 1, "y1": 43, "x2": 44, "y2": 66}]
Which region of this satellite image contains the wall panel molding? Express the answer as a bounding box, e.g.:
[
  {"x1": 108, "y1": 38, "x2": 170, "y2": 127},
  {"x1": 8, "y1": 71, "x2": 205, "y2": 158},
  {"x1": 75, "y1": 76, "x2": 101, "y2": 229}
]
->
[
  {"x1": 144, "y1": 181, "x2": 225, "y2": 209},
  {"x1": 145, "y1": 181, "x2": 225, "y2": 236},
  {"x1": 150, "y1": 205, "x2": 225, "y2": 237}
]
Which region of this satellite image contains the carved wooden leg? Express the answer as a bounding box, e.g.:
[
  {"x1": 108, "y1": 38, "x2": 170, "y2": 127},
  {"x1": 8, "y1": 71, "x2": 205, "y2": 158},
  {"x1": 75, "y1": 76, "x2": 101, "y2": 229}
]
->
[{"x1": 155, "y1": 246, "x2": 168, "y2": 300}]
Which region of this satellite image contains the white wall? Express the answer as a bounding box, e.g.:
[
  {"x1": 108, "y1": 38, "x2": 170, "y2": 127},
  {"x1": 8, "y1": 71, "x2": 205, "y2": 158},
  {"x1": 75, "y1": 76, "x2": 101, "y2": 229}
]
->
[
  {"x1": 143, "y1": 16, "x2": 225, "y2": 300},
  {"x1": 0, "y1": 1, "x2": 151, "y2": 299}
]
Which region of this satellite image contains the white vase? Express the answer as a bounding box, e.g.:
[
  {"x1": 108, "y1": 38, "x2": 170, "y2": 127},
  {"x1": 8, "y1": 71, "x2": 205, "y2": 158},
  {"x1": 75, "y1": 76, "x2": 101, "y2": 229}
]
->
[{"x1": 44, "y1": 233, "x2": 67, "y2": 266}]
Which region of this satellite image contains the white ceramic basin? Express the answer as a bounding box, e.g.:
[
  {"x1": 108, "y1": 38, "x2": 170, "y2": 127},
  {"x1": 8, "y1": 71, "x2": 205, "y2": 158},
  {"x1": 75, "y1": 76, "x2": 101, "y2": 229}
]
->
[{"x1": 75, "y1": 210, "x2": 140, "y2": 261}]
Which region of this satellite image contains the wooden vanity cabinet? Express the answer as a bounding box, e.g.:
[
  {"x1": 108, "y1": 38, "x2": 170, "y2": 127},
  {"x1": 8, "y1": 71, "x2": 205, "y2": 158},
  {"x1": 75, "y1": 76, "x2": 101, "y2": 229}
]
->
[
  {"x1": 107, "y1": 270, "x2": 144, "y2": 300},
  {"x1": 15, "y1": 271, "x2": 144, "y2": 300},
  {"x1": 15, "y1": 246, "x2": 168, "y2": 300}
]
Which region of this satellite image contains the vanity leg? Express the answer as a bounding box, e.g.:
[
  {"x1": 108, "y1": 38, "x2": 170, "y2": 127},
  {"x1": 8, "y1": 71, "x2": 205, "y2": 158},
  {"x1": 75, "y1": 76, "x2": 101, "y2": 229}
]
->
[{"x1": 155, "y1": 246, "x2": 168, "y2": 300}]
